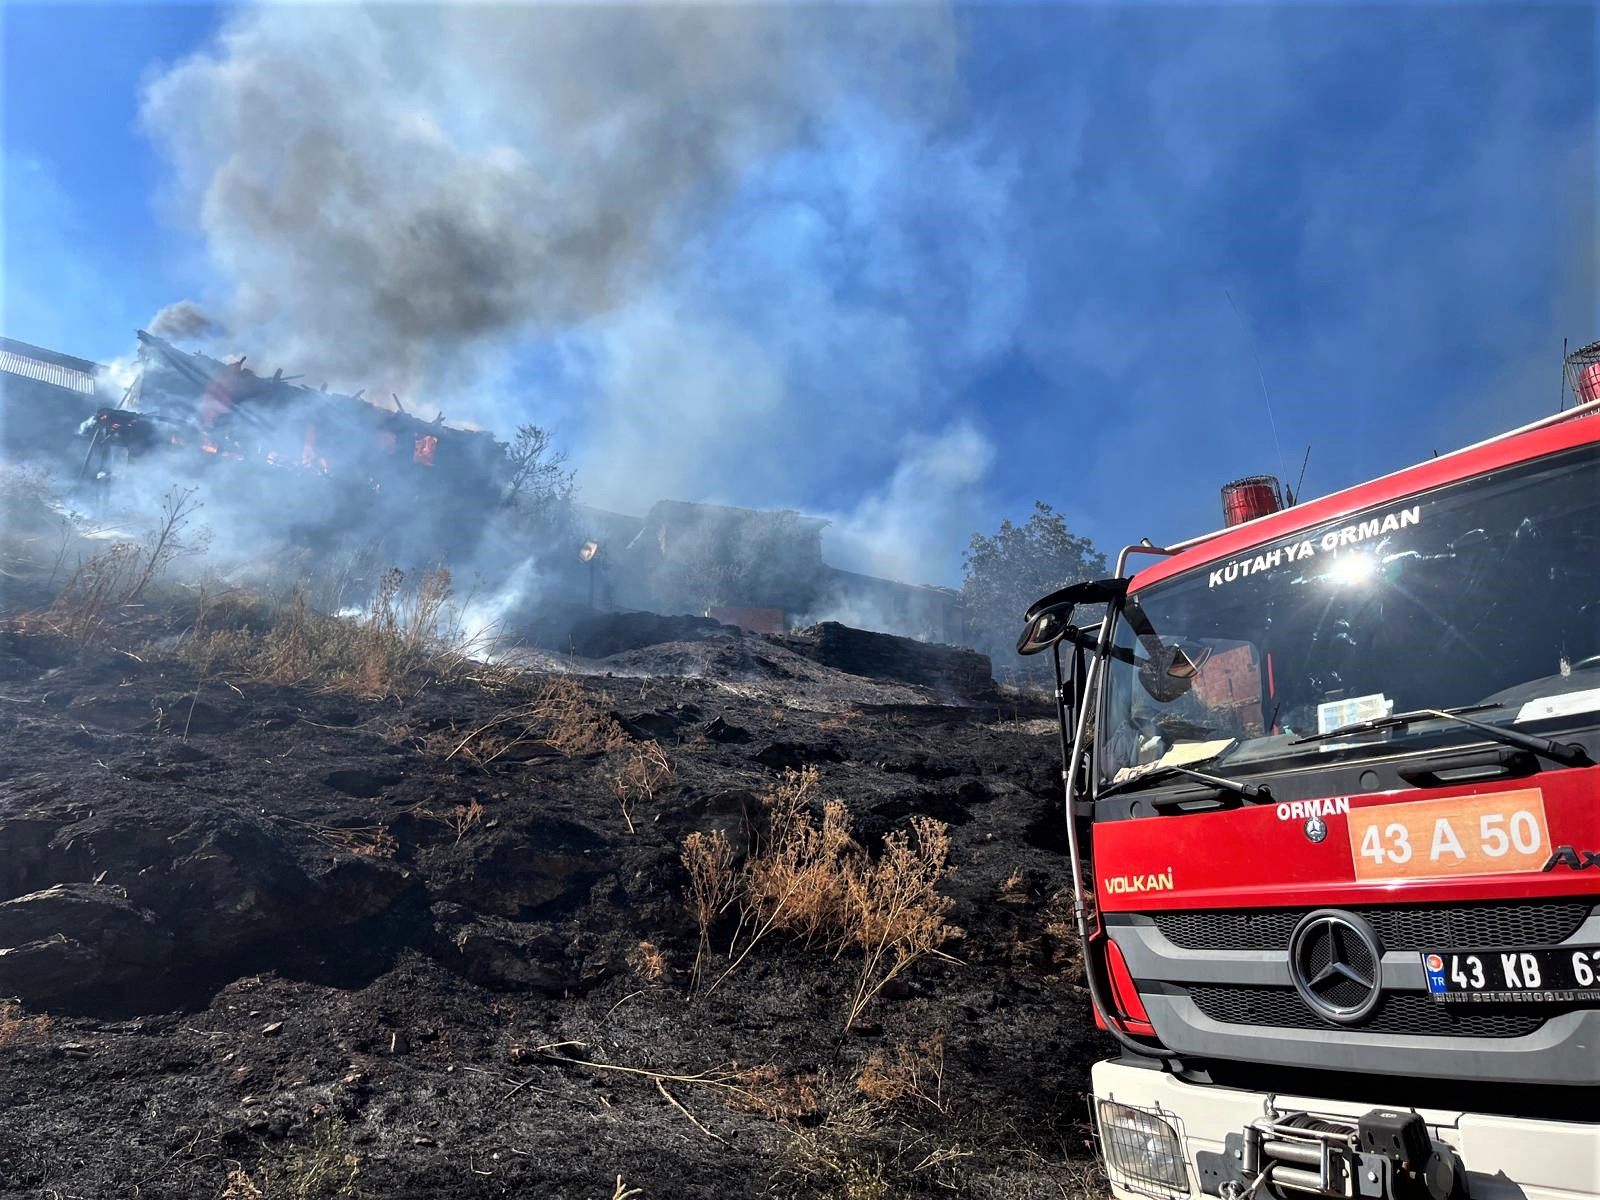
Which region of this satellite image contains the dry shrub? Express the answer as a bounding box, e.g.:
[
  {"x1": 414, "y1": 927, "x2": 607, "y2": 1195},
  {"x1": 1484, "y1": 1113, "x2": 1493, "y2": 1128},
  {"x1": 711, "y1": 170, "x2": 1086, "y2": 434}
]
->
[
  {"x1": 632, "y1": 940, "x2": 669, "y2": 982},
  {"x1": 842, "y1": 816, "x2": 957, "y2": 1031},
  {"x1": 0, "y1": 999, "x2": 50, "y2": 1048},
  {"x1": 744, "y1": 769, "x2": 856, "y2": 950},
  {"x1": 427, "y1": 676, "x2": 626, "y2": 766},
  {"x1": 31, "y1": 486, "x2": 205, "y2": 642},
  {"x1": 727, "y1": 1063, "x2": 820, "y2": 1121},
  {"x1": 856, "y1": 1033, "x2": 946, "y2": 1114},
  {"x1": 681, "y1": 829, "x2": 736, "y2": 991},
  {"x1": 284, "y1": 819, "x2": 397, "y2": 859},
  {"x1": 611, "y1": 743, "x2": 672, "y2": 833},
  {"x1": 41, "y1": 540, "x2": 143, "y2": 641},
  {"x1": 695, "y1": 768, "x2": 960, "y2": 1029},
  {"x1": 425, "y1": 798, "x2": 484, "y2": 845},
  {"x1": 533, "y1": 676, "x2": 629, "y2": 755}
]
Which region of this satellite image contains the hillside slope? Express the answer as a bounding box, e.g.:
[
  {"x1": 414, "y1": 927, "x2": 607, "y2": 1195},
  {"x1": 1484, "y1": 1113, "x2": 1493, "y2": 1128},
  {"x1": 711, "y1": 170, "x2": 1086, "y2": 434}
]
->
[{"x1": 0, "y1": 616, "x2": 1106, "y2": 1199}]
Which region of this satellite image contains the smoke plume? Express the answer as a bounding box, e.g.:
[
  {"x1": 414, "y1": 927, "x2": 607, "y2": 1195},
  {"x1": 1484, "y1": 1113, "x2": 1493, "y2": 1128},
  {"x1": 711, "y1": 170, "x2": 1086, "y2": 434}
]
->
[
  {"x1": 147, "y1": 299, "x2": 221, "y2": 342},
  {"x1": 140, "y1": 3, "x2": 1014, "y2": 589}
]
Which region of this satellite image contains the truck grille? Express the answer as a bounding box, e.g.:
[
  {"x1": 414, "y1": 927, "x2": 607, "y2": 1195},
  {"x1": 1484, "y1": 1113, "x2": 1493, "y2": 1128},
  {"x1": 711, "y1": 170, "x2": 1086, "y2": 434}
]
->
[
  {"x1": 1186, "y1": 984, "x2": 1566, "y2": 1038},
  {"x1": 1151, "y1": 900, "x2": 1591, "y2": 952}
]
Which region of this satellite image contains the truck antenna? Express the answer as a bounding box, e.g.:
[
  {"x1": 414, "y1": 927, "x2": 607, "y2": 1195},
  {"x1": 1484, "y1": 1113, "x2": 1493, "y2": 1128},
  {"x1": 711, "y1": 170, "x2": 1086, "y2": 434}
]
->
[
  {"x1": 1225, "y1": 289, "x2": 1288, "y2": 487},
  {"x1": 1289, "y1": 444, "x2": 1311, "y2": 506}
]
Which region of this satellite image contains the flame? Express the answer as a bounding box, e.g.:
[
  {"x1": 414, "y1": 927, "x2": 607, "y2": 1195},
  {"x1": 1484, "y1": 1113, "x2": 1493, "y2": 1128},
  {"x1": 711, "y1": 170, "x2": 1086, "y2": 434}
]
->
[{"x1": 413, "y1": 434, "x2": 437, "y2": 466}]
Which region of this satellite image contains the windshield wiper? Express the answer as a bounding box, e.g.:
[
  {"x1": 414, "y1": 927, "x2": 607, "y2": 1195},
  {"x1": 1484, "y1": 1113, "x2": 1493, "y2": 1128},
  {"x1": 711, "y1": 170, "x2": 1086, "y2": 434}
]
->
[
  {"x1": 1100, "y1": 762, "x2": 1272, "y2": 802},
  {"x1": 1291, "y1": 705, "x2": 1590, "y2": 767}
]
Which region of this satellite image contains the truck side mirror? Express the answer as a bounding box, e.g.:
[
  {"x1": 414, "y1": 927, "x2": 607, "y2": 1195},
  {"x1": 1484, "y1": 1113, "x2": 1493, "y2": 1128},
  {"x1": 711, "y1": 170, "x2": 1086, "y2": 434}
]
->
[{"x1": 1017, "y1": 606, "x2": 1075, "y2": 656}]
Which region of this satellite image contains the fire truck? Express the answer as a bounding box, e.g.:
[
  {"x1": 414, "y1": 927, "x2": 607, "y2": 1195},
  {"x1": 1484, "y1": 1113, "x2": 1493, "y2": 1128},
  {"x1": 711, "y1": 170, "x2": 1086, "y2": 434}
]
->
[{"x1": 1018, "y1": 355, "x2": 1600, "y2": 1199}]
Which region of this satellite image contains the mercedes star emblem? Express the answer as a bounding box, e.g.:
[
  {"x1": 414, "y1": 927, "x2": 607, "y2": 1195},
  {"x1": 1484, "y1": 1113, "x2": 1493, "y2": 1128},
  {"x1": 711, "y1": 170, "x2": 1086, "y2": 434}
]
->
[
  {"x1": 1303, "y1": 815, "x2": 1328, "y2": 843},
  {"x1": 1288, "y1": 909, "x2": 1383, "y2": 1024}
]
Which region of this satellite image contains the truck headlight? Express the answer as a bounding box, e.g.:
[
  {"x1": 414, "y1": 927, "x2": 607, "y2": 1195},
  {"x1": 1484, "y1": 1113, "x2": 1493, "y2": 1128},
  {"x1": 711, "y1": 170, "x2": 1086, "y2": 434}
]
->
[{"x1": 1097, "y1": 1100, "x2": 1188, "y2": 1191}]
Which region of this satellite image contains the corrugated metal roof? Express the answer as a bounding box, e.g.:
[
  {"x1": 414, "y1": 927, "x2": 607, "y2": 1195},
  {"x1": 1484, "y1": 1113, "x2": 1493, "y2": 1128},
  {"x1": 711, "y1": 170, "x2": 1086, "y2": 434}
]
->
[
  {"x1": 0, "y1": 346, "x2": 98, "y2": 395},
  {"x1": 0, "y1": 336, "x2": 102, "y2": 374}
]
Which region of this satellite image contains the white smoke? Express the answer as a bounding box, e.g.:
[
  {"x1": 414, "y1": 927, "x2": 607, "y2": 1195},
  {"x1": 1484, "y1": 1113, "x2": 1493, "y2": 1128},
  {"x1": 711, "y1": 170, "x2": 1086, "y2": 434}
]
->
[{"x1": 822, "y1": 421, "x2": 997, "y2": 584}]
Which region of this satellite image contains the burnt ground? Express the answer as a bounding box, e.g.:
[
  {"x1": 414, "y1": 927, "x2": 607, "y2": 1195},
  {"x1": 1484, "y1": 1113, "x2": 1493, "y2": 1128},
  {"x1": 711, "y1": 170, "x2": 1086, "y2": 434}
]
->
[{"x1": 0, "y1": 618, "x2": 1109, "y2": 1200}]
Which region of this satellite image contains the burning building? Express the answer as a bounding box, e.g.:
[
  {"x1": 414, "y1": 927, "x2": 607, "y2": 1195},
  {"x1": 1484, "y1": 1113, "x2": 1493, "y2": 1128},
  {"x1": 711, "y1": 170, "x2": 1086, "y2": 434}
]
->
[
  {"x1": 52, "y1": 331, "x2": 513, "y2": 564},
  {"x1": 122, "y1": 330, "x2": 506, "y2": 499},
  {"x1": 3, "y1": 328, "x2": 967, "y2": 646}
]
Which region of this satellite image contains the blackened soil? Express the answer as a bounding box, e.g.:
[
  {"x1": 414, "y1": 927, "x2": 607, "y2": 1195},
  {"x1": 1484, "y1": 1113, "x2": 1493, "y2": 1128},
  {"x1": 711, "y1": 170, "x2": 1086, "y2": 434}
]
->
[{"x1": 0, "y1": 638, "x2": 1106, "y2": 1199}]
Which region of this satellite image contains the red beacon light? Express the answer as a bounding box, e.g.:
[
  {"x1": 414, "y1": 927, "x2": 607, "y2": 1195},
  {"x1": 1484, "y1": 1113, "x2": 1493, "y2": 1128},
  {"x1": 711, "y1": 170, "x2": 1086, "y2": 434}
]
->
[
  {"x1": 1220, "y1": 474, "x2": 1284, "y2": 527},
  {"x1": 1575, "y1": 362, "x2": 1600, "y2": 406},
  {"x1": 1563, "y1": 340, "x2": 1600, "y2": 409}
]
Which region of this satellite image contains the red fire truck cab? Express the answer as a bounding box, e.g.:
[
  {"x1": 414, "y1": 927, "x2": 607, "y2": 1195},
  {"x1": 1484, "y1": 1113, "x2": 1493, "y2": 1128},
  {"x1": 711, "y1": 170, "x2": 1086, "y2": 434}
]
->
[{"x1": 1019, "y1": 399, "x2": 1600, "y2": 1199}]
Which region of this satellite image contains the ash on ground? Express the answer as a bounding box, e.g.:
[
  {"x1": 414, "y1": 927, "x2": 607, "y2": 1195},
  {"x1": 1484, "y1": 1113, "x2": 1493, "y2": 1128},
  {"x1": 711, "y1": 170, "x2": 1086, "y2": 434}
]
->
[{"x1": 0, "y1": 597, "x2": 1107, "y2": 1199}]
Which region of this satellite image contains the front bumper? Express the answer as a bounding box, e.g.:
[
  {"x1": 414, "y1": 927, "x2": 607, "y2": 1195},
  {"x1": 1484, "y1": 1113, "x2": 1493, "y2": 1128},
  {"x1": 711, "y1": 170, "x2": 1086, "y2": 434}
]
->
[{"x1": 1092, "y1": 1058, "x2": 1600, "y2": 1200}]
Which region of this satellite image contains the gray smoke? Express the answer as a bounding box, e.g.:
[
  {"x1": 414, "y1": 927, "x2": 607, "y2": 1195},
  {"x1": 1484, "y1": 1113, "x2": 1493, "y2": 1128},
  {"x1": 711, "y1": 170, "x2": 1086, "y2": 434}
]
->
[
  {"x1": 141, "y1": 5, "x2": 957, "y2": 391},
  {"x1": 138, "y1": 3, "x2": 1012, "y2": 596},
  {"x1": 148, "y1": 299, "x2": 221, "y2": 342}
]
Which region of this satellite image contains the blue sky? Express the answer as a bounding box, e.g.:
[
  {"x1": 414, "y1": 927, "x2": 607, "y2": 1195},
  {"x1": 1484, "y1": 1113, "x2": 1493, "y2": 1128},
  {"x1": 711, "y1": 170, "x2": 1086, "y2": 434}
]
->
[{"x1": 3, "y1": 2, "x2": 1596, "y2": 585}]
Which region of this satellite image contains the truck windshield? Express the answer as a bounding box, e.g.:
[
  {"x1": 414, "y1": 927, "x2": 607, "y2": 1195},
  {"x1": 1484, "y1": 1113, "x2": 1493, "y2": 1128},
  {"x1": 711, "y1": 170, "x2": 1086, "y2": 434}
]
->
[{"x1": 1098, "y1": 441, "x2": 1600, "y2": 783}]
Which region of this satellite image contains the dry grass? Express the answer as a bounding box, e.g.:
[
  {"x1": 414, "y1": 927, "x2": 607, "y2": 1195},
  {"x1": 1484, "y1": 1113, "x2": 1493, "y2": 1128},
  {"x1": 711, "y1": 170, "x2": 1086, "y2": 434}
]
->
[
  {"x1": 276, "y1": 816, "x2": 398, "y2": 859},
  {"x1": 532, "y1": 676, "x2": 630, "y2": 756},
  {"x1": 856, "y1": 1034, "x2": 947, "y2": 1115},
  {"x1": 726, "y1": 1063, "x2": 820, "y2": 1122},
  {"x1": 0, "y1": 999, "x2": 50, "y2": 1049},
  {"x1": 220, "y1": 1166, "x2": 267, "y2": 1199},
  {"x1": 815, "y1": 709, "x2": 864, "y2": 731},
  {"x1": 182, "y1": 567, "x2": 493, "y2": 700},
  {"x1": 681, "y1": 829, "x2": 737, "y2": 992},
  {"x1": 536, "y1": 1040, "x2": 805, "y2": 1140},
  {"x1": 0, "y1": 465, "x2": 74, "y2": 592},
  {"x1": 841, "y1": 815, "x2": 957, "y2": 1031},
  {"x1": 692, "y1": 768, "x2": 960, "y2": 1029},
  {"x1": 631, "y1": 940, "x2": 669, "y2": 982},
  {"x1": 416, "y1": 676, "x2": 629, "y2": 769},
  {"x1": 422, "y1": 798, "x2": 485, "y2": 845},
  {"x1": 222, "y1": 1117, "x2": 363, "y2": 1200},
  {"x1": 24, "y1": 486, "x2": 204, "y2": 643},
  {"x1": 611, "y1": 742, "x2": 672, "y2": 834}
]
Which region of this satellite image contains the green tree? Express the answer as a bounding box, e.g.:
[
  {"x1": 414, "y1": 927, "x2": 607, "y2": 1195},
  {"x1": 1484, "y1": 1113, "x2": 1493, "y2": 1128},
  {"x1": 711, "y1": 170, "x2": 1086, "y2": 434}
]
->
[
  {"x1": 502, "y1": 428, "x2": 579, "y2": 550},
  {"x1": 503, "y1": 423, "x2": 576, "y2": 532},
  {"x1": 961, "y1": 502, "x2": 1109, "y2": 677}
]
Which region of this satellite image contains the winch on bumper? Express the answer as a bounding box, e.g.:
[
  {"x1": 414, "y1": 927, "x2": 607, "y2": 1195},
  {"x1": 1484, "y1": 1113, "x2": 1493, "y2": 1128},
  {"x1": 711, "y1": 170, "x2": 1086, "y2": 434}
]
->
[{"x1": 1092, "y1": 1060, "x2": 1600, "y2": 1200}]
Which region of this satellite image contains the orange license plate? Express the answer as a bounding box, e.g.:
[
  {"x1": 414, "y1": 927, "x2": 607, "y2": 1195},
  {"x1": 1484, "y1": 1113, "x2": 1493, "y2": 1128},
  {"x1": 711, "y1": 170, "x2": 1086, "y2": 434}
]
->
[{"x1": 1347, "y1": 788, "x2": 1551, "y2": 882}]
